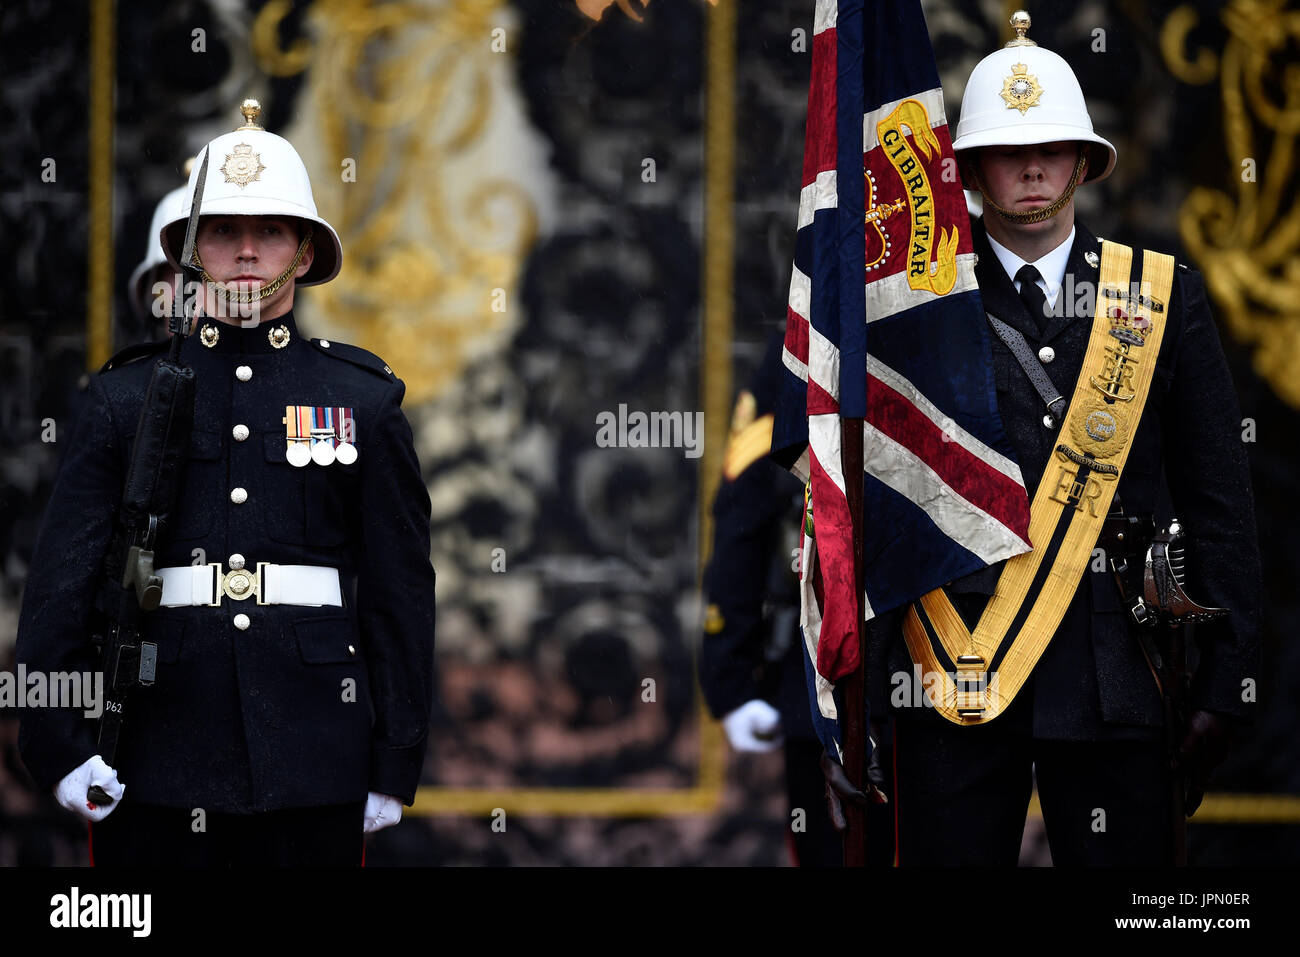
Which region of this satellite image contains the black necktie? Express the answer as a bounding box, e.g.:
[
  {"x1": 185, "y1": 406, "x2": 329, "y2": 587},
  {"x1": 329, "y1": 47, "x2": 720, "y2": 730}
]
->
[{"x1": 1015, "y1": 264, "x2": 1051, "y2": 335}]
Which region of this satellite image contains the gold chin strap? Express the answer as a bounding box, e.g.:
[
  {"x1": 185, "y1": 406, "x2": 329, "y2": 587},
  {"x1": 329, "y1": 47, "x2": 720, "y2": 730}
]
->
[
  {"x1": 971, "y1": 150, "x2": 1087, "y2": 225},
  {"x1": 191, "y1": 225, "x2": 315, "y2": 303}
]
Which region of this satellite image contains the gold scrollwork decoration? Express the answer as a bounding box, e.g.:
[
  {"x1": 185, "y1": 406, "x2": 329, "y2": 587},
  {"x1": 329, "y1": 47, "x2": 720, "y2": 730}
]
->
[
  {"x1": 273, "y1": 0, "x2": 543, "y2": 405},
  {"x1": 251, "y1": 0, "x2": 315, "y2": 77},
  {"x1": 1159, "y1": 6, "x2": 1219, "y2": 85},
  {"x1": 1166, "y1": 0, "x2": 1300, "y2": 408}
]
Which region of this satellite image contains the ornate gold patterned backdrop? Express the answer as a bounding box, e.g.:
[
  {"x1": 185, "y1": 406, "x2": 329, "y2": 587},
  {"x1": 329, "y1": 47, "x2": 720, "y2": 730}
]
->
[
  {"x1": 1163, "y1": 0, "x2": 1300, "y2": 408},
  {"x1": 256, "y1": 0, "x2": 549, "y2": 406},
  {"x1": 1, "y1": 0, "x2": 1299, "y2": 866}
]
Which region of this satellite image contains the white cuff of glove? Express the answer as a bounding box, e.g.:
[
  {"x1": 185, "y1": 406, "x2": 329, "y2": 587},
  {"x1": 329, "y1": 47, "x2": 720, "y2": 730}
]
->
[
  {"x1": 54, "y1": 755, "x2": 124, "y2": 822},
  {"x1": 363, "y1": 792, "x2": 403, "y2": 833},
  {"x1": 722, "y1": 699, "x2": 784, "y2": 753}
]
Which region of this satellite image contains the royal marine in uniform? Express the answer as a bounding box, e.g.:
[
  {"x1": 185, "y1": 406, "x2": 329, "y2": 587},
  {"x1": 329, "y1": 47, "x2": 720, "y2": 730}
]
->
[
  {"x1": 16, "y1": 101, "x2": 436, "y2": 865},
  {"x1": 830, "y1": 13, "x2": 1261, "y2": 865}
]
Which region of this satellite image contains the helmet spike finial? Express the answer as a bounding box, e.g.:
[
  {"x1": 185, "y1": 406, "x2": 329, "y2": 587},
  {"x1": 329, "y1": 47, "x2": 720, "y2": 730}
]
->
[
  {"x1": 237, "y1": 98, "x2": 263, "y2": 131},
  {"x1": 1006, "y1": 11, "x2": 1037, "y2": 48}
]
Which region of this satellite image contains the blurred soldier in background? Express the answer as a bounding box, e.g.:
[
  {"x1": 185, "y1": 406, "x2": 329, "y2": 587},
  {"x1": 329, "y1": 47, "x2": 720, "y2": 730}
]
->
[
  {"x1": 702, "y1": 332, "x2": 884, "y2": 866},
  {"x1": 0, "y1": 169, "x2": 195, "y2": 868},
  {"x1": 127, "y1": 177, "x2": 189, "y2": 331}
]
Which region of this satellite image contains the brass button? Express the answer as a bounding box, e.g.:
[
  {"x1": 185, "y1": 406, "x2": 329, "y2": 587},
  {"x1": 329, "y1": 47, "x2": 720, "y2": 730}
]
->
[
  {"x1": 232, "y1": 424, "x2": 249, "y2": 442},
  {"x1": 1038, "y1": 346, "x2": 1055, "y2": 364},
  {"x1": 231, "y1": 487, "x2": 248, "y2": 504},
  {"x1": 229, "y1": 554, "x2": 245, "y2": 570},
  {"x1": 1042, "y1": 414, "x2": 1056, "y2": 429},
  {"x1": 319, "y1": 339, "x2": 331, "y2": 348},
  {"x1": 233, "y1": 613, "x2": 250, "y2": 631},
  {"x1": 236, "y1": 365, "x2": 252, "y2": 382},
  {"x1": 347, "y1": 645, "x2": 356, "y2": 656}
]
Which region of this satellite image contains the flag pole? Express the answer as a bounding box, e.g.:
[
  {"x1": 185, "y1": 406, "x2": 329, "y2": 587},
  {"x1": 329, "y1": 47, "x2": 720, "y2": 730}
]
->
[
  {"x1": 835, "y1": 0, "x2": 868, "y2": 867},
  {"x1": 841, "y1": 417, "x2": 868, "y2": 867}
]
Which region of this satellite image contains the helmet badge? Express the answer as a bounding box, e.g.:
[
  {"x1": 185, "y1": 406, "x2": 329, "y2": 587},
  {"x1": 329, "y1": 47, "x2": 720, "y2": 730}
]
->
[
  {"x1": 999, "y1": 11, "x2": 1043, "y2": 114},
  {"x1": 1000, "y1": 62, "x2": 1043, "y2": 114},
  {"x1": 220, "y1": 143, "x2": 266, "y2": 188},
  {"x1": 220, "y1": 99, "x2": 267, "y2": 188}
]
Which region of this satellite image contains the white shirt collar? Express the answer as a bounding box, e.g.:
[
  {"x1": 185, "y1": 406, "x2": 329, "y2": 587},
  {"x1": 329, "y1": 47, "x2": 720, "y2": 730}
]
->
[{"x1": 986, "y1": 225, "x2": 1076, "y2": 308}]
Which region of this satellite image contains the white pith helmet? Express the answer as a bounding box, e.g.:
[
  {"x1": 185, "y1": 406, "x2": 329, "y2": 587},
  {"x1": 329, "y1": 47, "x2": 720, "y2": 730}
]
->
[
  {"x1": 951, "y1": 11, "x2": 1116, "y2": 187},
  {"x1": 160, "y1": 99, "x2": 342, "y2": 285},
  {"x1": 128, "y1": 183, "x2": 187, "y2": 318}
]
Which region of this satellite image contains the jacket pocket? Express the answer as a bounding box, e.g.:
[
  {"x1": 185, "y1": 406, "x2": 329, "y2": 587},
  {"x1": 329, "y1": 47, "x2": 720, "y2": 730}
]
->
[
  {"x1": 303, "y1": 468, "x2": 353, "y2": 547},
  {"x1": 138, "y1": 611, "x2": 186, "y2": 664},
  {"x1": 1090, "y1": 605, "x2": 1163, "y2": 726},
  {"x1": 1089, "y1": 568, "x2": 1125, "y2": 614},
  {"x1": 162, "y1": 430, "x2": 223, "y2": 540},
  {"x1": 263, "y1": 432, "x2": 307, "y2": 544},
  {"x1": 293, "y1": 614, "x2": 361, "y2": 664}
]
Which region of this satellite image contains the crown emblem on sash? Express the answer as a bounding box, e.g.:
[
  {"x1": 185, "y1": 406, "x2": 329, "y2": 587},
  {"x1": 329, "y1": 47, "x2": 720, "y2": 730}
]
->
[{"x1": 1102, "y1": 285, "x2": 1159, "y2": 345}]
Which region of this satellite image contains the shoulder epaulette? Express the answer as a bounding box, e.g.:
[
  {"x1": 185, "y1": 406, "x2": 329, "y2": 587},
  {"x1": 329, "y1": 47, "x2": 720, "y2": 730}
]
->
[
  {"x1": 308, "y1": 337, "x2": 397, "y2": 380},
  {"x1": 98, "y1": 339, "x2": 169, "y2": 374}
]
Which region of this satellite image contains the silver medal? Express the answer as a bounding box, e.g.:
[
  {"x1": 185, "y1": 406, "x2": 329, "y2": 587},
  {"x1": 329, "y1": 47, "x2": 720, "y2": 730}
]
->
[
  {"x1": 286, "y1": 441, "x2": 312, "y2": 468},
  {"x1": 311, "y1": 439, "x2": 336, "y2": 467},
  {"x1": 334, "y1": 442, "x2": 358, "y2": 465}
]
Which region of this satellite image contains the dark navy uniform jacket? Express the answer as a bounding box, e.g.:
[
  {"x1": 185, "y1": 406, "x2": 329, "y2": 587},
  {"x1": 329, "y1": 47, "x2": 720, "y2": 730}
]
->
[
  {"x1": 17, "y1": 311, "x2": 436, "y2": 813},
  {"x1": 701, "y1": 334, "x2": 815, "y2": 740},
  {"x1": 868, "y1": 218, "x2": 1262, "y2": 740}
]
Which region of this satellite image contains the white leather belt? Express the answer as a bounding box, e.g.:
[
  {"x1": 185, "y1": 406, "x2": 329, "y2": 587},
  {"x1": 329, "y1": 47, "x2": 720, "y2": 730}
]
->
[{"x1": 157, "y1": 563, "x2": 343, "y2": 607}]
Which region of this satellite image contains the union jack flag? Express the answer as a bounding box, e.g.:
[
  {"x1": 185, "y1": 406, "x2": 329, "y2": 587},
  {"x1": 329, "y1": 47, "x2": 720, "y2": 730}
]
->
[{"x1": 770, "y1": 0, "x2": 1032, "y2": 756}]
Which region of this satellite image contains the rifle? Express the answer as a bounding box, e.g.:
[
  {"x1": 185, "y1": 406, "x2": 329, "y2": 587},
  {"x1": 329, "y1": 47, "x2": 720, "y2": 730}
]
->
[{"x1": 85, "y1": 151, "x2": 209, "y2": 807}]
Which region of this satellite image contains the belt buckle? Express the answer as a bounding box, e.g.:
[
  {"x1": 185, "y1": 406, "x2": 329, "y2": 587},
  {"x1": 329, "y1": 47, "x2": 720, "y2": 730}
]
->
[
  {"x1": 205, "y1": 562, "x2": 223, "y2": 607},
  {"x1": 221, "y1": 564, "x2": 259, "y2": 602},
  {"x1": 954, "y1": 654, "x2": 987, "y2": 719}
]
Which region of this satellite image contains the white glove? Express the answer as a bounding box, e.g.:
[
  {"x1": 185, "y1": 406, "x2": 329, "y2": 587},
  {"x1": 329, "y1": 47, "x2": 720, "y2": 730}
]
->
[
  {"x1": 54, "y1": 755, "x2": 124, "y2": 822},
  {"x1": 363, "y1": 792, "x2": 403, "y2": 833},
  {"x1": 722, "y1": 699, "x2": 784, "y2": 753}
]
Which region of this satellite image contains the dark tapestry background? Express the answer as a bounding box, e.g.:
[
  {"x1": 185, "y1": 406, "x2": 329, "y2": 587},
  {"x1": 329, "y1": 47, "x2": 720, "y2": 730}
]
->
[{"x1": 0, "y1": 0, "x2": 1296, "y2": 866}]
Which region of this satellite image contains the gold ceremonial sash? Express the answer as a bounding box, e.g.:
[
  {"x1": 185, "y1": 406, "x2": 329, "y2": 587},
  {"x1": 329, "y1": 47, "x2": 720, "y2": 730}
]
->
[{"x1": 902, "y1": 240, "x2": 1175, "y2": 725}]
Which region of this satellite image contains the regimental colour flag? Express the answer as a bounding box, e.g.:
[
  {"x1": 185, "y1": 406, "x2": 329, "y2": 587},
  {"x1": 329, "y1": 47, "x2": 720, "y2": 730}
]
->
[{"x1": 770, "y1": 0, "x2": 1033, "y2": 757}]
